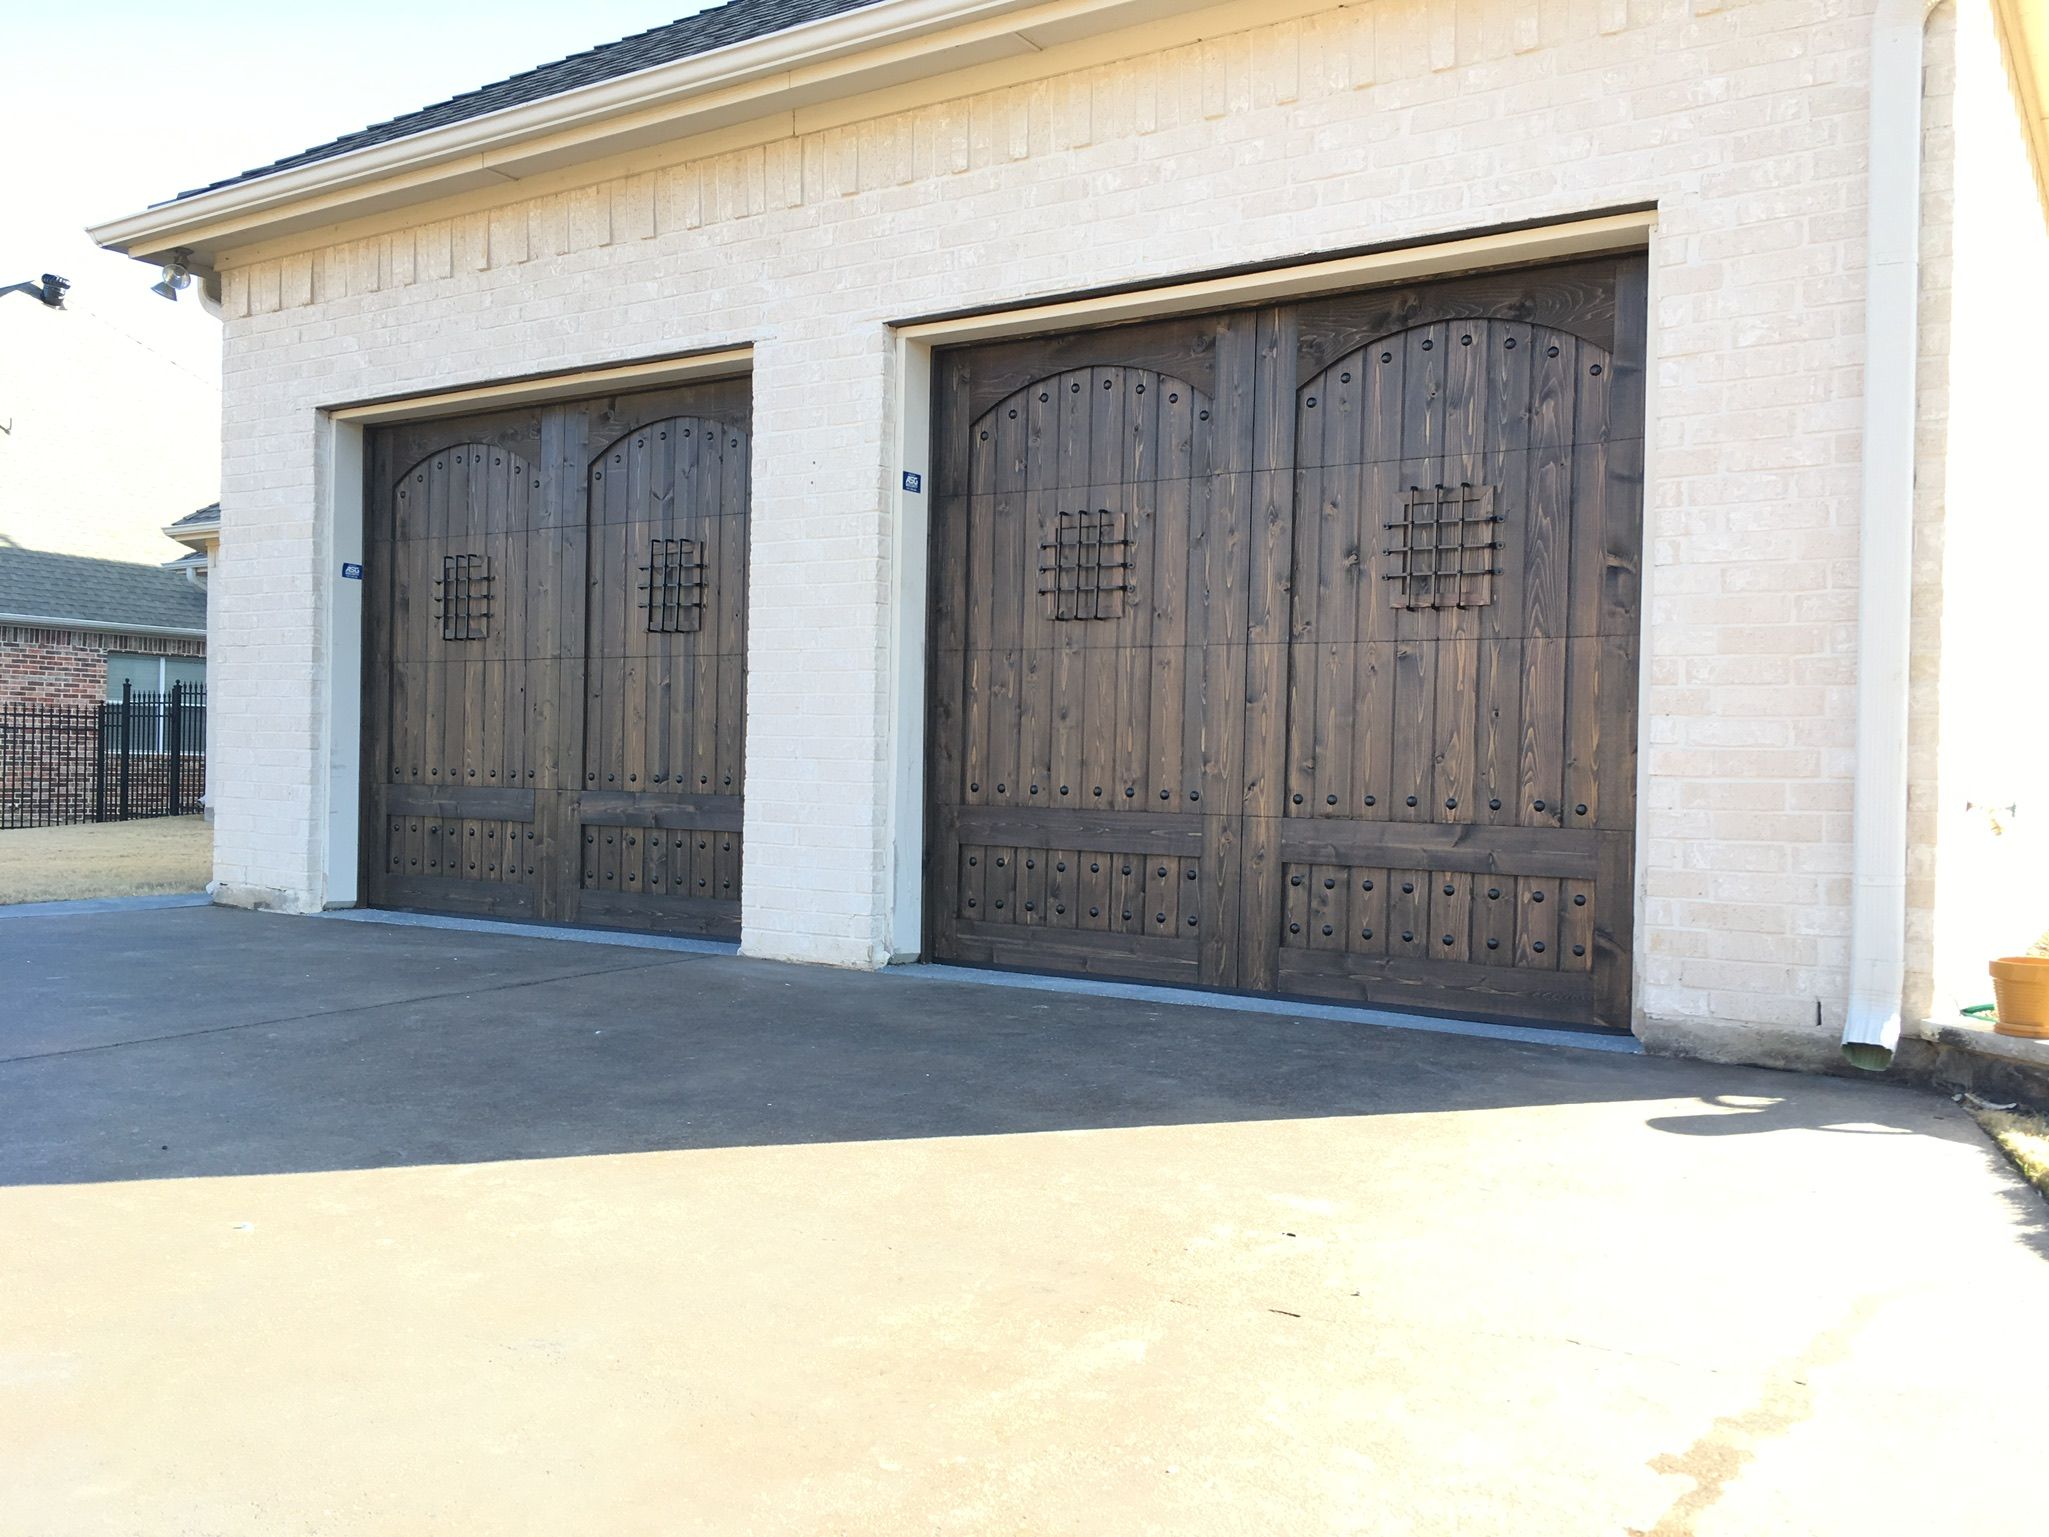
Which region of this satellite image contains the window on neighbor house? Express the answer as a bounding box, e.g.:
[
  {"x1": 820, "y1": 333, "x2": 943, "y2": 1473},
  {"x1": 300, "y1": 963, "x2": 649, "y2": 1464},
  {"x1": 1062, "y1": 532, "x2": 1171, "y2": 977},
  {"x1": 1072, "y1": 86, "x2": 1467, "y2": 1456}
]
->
[
  {"x1": 105, "y1": 654, "x2": 207, "y2": 752},
  {"x1": 105, "y1": 654, "x2": 206, "y2": 701}
]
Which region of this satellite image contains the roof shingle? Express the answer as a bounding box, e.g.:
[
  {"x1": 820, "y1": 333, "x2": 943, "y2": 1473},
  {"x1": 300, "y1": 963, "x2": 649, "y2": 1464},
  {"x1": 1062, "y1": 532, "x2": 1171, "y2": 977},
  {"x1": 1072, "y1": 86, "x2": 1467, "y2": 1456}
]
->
[
  {"x1": 0, "y1": 548, "x2": 208, "y2": 633},
  {"x1": 174, "y1": 0, "x2": 886, "y2": 203}
]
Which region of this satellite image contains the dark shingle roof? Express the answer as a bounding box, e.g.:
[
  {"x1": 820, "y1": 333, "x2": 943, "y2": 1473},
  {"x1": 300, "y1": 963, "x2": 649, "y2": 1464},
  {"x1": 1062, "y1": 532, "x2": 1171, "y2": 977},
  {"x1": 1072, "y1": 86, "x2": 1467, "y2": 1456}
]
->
[
  {"x1": 174, "y1": 0, "x2": 886, "y2": 202},
  {"x1": 166, "y1": 503, "x2": 221, "y2": 531},
  {"x1": 0, "y1": 548, "x2": 207, "y2": 633}
]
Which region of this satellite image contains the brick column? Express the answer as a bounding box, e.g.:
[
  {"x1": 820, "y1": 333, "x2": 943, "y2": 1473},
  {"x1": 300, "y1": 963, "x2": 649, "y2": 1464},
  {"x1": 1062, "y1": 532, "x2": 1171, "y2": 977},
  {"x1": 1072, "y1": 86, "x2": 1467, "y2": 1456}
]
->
[{"x1": 737, "y1": 326, "x2": 898, "y2": 968}]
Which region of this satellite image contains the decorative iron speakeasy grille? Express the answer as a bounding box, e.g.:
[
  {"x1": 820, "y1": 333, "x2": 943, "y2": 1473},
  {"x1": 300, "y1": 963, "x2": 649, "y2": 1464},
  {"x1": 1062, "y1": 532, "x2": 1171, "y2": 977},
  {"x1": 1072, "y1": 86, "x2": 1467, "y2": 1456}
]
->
[
  {"x1": 1384, "y1": 483, "x2": 1501, "y2": 610},
  {"x1": 641, "y1": 537, "x2": 706, "y2": 634},
  {"x1": 1038, "y1": 508, "x2": 1134, "y2": 622},
  {"x1": 435, "y1": 554, "x2": 493, "y2": 640}
]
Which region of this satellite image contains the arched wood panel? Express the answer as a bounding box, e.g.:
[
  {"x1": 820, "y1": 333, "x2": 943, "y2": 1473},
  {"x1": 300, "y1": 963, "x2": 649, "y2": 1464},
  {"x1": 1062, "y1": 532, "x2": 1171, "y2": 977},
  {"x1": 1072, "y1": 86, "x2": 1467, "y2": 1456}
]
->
[
  {"x1": 1274, "y1": 315, "x2": 1640, "y2": 1025},
  {"x1": 928, "y1": 313, "x2": 1269, "y2": 986},
  {"x1": 574, "y1": 411, "x2": 750, "y2": 934},
  {"x1": 367, "y1": 425, "x2": 547, "y2": 917}
]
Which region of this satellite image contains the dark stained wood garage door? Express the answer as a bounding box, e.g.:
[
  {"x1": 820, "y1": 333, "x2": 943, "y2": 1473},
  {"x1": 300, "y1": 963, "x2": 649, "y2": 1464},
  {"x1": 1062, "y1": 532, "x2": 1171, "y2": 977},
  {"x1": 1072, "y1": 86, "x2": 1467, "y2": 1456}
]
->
[
  {"x1": 362, "y1": 379, "x2": 750, "y2": 938},
  {"x1": 926, "y1": 256, "x2": 1644, "y2": 1029}
]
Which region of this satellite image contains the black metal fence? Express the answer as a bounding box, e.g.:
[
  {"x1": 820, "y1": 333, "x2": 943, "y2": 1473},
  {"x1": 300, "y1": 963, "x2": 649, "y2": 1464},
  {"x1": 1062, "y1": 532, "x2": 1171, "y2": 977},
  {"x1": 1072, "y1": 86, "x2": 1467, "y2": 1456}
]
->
[{"x1": 0, "y1": 684, "x2": 207, "y2": 830}]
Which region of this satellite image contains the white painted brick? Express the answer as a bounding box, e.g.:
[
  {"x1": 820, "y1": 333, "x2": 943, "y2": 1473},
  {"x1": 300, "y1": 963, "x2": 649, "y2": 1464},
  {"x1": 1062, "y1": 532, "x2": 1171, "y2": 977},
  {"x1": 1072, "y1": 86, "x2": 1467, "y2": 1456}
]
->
[{"x1": 201, "y1": 0, "x2": 1973, "y2": 1050}]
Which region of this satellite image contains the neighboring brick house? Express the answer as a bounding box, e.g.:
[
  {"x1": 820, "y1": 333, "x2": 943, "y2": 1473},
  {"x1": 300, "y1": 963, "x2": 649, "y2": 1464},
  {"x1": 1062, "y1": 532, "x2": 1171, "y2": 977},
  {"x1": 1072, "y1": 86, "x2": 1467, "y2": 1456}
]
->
[
  {"x1": 89, "y1": 0, "x2": 2049, "y2": 1075},
  {"x1": 0, "y1": 546, "x2": 207, "y2": 706}
]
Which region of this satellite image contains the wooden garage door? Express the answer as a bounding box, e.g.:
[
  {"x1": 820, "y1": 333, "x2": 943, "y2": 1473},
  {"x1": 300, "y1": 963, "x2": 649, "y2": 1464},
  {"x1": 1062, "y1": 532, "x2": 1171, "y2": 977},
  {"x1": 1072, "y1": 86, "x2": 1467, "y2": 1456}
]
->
[
  {"x1": 926, "y1": 257, "x2": 1644, "y2": 1028},
  {"x1": 361, "y1": 379, "x2": 749, "y2": 937}
]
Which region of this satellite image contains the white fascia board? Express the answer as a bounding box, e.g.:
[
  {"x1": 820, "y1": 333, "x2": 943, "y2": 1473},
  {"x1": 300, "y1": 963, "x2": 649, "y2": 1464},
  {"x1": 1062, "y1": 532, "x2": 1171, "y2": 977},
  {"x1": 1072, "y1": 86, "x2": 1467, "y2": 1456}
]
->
[
  {"x1": 163, "y1": 518, "x2": 221, "y2": 549},
  {"x1": 88, "y1": 0, "x2": 1195, "y2": 265},
  {"x1": 0, "y1": 612, "x2": 206, "y2": 640}
]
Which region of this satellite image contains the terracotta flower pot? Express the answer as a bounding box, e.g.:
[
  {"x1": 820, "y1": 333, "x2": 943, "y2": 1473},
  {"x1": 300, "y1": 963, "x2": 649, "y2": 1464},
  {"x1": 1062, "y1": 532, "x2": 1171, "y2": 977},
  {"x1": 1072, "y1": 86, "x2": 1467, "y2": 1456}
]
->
[{"x1": 1989, "y1": 957, "x2": 2049, "y2": 1039}]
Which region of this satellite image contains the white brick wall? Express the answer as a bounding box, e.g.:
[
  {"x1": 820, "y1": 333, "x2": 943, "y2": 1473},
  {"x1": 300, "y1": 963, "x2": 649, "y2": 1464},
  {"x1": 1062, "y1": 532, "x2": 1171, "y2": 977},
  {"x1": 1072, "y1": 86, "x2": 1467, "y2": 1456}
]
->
[{"x1": 205, "y1": 0, "x2": 1962, "y2": 1062}]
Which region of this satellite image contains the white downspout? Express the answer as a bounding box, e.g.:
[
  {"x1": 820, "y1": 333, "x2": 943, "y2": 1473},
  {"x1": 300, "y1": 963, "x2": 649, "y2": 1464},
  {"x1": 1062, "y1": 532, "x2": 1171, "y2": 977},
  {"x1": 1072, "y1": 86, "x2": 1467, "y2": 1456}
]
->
[{"x1": 1842, "y1": 0, "x2": 1941, "y2": 1071}]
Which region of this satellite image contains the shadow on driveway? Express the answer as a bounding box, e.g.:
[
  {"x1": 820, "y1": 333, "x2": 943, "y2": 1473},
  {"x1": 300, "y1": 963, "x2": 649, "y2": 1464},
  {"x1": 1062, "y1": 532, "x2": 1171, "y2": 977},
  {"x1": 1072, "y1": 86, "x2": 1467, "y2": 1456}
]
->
[{"x1": 5, "y1": 906, "x2": 2023, "y2": 1214}]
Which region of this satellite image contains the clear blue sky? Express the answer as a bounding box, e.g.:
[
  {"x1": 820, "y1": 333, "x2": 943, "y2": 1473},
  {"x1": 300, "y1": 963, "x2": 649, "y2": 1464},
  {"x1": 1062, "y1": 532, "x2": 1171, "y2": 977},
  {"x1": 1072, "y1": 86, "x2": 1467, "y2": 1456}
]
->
[{"x1": 0, "y1": 2, "x2": 710, "y2": 355}]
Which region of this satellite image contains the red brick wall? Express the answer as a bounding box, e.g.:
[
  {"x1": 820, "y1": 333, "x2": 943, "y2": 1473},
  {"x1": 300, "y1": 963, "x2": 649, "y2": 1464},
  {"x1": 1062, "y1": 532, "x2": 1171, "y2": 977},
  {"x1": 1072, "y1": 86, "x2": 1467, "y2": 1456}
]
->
[{"x1": 0, "y1": 626, "x2": 205, "y2": 706}]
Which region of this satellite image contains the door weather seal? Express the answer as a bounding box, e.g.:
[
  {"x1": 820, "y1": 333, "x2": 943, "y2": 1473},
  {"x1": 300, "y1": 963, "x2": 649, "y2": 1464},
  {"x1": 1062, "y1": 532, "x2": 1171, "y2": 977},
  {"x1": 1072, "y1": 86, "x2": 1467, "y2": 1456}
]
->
[
  {"x1": 316, "y1": 907, "x2": 740, "y2": 956},
  {"x1": 901, "y1": 964, "x2": 1644, "y2": 1055}
]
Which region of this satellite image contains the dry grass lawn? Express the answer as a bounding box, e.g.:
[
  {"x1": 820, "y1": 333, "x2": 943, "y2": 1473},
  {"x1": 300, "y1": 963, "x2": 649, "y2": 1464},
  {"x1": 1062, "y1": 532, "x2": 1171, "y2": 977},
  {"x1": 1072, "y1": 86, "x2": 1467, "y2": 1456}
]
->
[
  {"x1": 0, "y1": 818, "x2": 211, "y2": 905},
  {"x1": 1977, "y1": 1108, "x2": 2049, "y2": 1200}
]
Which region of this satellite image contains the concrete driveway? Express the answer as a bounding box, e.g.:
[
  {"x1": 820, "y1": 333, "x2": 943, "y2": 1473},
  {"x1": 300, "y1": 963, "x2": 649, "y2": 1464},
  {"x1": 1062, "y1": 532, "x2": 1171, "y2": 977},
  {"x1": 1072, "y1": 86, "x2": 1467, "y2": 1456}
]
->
[{"x1": 3, "y1": 906, "x2": 2044, "y2": 1536}]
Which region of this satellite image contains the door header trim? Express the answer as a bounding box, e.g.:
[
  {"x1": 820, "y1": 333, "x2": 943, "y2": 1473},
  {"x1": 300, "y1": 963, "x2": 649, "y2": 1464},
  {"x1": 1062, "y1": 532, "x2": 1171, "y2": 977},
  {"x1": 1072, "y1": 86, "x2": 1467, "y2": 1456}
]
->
[
  {"x1": 892, "y1": 210, "x2": 1654, "y2": 345},
  {"x1": 330, "y1": 345, "x2": 754, "y2": 424}
]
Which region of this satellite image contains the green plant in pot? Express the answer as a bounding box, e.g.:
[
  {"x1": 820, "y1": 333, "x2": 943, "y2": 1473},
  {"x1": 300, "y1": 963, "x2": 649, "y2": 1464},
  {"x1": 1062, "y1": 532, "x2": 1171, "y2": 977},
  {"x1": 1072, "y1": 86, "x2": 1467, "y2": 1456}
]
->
[{"x1": 1989, "y1": 928, "x2": 2049, "y2": 1040}]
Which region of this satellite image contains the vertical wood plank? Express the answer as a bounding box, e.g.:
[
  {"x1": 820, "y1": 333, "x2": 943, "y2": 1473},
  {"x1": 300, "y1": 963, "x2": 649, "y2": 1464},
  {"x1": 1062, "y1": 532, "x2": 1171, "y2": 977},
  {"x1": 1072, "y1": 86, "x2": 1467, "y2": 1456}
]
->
[
  {"x1": 620, "y1": 432, "x2": 650, "y2": 796},
  {"x1": 1520, "y1": 637, "x2": 1566, "y2": 828},
  {"x1": 361, "y1": 431, "x2": 396, "y2": 901},
  {"x1": 1349, "y1": 866, "x2": 1388, "y2": 956},
  {"x1": 1310, "y1": 348, "x2": 1363, "y2": 827},
  {"x1": 959, "y1": 843, "x2": 987, "y2": 924},
  {"x1": 549, "y1": 400, "x2": 592, "y2": 923},
  {"x1": 1235, "y1": 305, "x2": 1298, "y2": 992},
  {"x1": 1390, "y1": 638, "x2": 1435, "y2": 821},
  {"x1": 1515, "y1": 876, "x2": 1560, "y2": 969},
  {"x1": 715, "y1": 829, "x2": 740, "y2": 905},
  {"x1": 1309, "y1": 862, "x2": 1344, "y2": 951},
  {"x1": 926, "y1": 354, "x2": 974, "y2": 955},
  {"x1": 1146, "y1": 386, "x2": 1190, "y2": 808},
  {"x1": 1560, "y1": 877, "x2": 1595, "y2": 972},
  {"x1": 1433, "y1": 635, "x2": 1478, "y2": 823},
  {"x1": 1429, "y1": 869, "x2": 1472, "y2": 963},
  {"x1": 1388, "y1": 869, "x2": 1426, "y2": 957},
  {"x1": 716, "y1": 420, "x2": 749, "y2": 803},
  {"x1": 1079, "y1": 848, "x2": 1109, "y2": 929},
  {"x1": 1475, "y1": 635, "x2": 1523, "y2": 827},
  {"x1": 1282, "y1": 863, "x2": 1309, "y2": 948},
  {"x1": 1352, "y1": 640, "x2": 1394, "y2": 820},
  {"x1": 1475, "y1": 874, "x2": 1516, "y2": 964}
]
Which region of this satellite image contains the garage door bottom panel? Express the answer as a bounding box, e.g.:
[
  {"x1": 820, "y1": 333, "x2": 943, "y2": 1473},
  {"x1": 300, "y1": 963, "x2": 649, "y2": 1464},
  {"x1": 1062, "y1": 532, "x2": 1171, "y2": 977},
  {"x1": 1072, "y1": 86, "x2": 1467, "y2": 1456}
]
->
[
  {"x1": 376, "y1": 875, "x2": 538, "y2": 921},
  {"x1": 949, "y1": 921, "x2": 1201, "y2": 986},
  {"x1": 1273, "y1": 947, "x2": 1600, "y2": 1027},
  {"x1": 572, "y1": 888, "x2": 741, "y2": 939}
]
